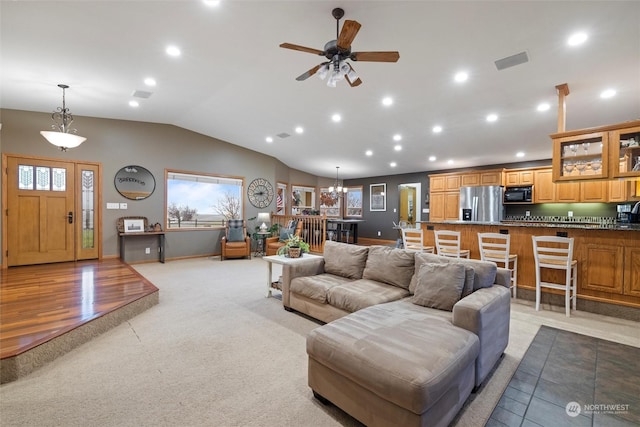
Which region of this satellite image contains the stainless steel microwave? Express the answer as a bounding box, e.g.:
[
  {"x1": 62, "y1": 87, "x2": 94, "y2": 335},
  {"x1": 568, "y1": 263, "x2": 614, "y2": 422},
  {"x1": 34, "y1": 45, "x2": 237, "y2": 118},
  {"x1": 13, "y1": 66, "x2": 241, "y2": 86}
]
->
[{"x1": 504, "y1": 186, "x2": 533, "y2": 203}]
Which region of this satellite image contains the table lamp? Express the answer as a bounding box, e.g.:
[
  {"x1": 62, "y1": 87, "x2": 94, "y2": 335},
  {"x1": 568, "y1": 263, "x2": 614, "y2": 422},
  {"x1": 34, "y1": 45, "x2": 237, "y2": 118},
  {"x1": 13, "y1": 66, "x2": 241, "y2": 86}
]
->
[{"x1": 257, "y1": 212, "x2": 271, "y2": 232}]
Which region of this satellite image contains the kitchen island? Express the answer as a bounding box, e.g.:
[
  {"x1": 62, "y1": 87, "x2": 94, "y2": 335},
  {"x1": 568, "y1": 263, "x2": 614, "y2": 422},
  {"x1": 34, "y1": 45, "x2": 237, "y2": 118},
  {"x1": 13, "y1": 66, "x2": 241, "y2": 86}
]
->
[{"x1": 420, "y1": 221, "x2": 640, "y2": 318}]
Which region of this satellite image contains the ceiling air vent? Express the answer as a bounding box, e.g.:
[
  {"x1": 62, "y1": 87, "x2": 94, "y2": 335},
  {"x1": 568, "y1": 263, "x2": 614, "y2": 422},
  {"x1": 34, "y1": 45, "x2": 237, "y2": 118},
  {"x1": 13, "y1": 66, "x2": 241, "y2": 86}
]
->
[
  {"x1": 132, "y1": 90, "x2": 153, "y2": 99},
  {"x1": 276, "y1": 132, "x2": 291, "y2": 139},
  {"x1": 495, "y1": 51, "x2": 529, "y2": 71}
]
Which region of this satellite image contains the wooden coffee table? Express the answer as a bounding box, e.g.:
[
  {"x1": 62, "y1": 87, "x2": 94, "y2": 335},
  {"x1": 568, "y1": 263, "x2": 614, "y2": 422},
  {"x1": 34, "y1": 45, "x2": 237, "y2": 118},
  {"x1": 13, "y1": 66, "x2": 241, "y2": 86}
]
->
[{"x1": 262, "y1": 253, "x2": 323, "y2": 297}]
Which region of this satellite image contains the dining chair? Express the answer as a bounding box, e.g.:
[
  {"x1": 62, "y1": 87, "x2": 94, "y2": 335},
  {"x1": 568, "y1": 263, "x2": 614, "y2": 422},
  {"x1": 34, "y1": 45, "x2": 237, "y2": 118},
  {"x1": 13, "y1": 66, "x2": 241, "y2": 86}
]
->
[
  {"x1": 532, "y1": 236, "x2": 578, "y2": 317},
  {"x1": 478, "y1": 232, "x2": 518, "y2": 298},
  {"x1": 434, "y1": 230, "x2": 470, "y2": 258},
  {"x1": 401, "y1": 228, "x2": 434, "y2": 253}
]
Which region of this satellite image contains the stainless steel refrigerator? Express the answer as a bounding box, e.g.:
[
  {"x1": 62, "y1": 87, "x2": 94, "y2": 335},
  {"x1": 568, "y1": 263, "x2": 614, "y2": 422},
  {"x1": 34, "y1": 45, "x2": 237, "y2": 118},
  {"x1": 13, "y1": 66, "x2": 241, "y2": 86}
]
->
[{"x1": 459, "y1": 186, "x2": 504, "y2": 223}]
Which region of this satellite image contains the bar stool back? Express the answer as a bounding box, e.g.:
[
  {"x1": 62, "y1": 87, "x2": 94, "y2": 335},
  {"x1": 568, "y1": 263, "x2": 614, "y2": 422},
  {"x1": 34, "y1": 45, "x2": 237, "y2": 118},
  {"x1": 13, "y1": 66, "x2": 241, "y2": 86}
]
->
[
  {"x1": 434, "y1": 230, "x2": 470, "y2": 258},
  {"x1": 401, "y1": 228, "x2": 434, "y2": 253},
  {"x1": 532, "y1": 236, "x2": 578, "y2": 317},
  {"x1": 478, "y1": 232, "x2": 518, "y2": 298}
]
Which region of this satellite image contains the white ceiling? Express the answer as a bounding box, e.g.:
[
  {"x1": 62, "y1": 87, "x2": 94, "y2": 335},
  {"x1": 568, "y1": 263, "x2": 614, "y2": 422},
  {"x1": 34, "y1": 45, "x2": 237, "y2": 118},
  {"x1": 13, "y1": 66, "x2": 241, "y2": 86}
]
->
[{"x1": 2, "y1": 1, "x2": 639, "y2": 180}]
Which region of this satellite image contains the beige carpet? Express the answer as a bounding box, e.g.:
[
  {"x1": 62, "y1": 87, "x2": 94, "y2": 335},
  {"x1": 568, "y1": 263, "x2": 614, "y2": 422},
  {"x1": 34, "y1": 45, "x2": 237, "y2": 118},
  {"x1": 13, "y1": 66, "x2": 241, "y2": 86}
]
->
[{"x1": 1, "y1": 257, "x2": 637, "y2": 427}]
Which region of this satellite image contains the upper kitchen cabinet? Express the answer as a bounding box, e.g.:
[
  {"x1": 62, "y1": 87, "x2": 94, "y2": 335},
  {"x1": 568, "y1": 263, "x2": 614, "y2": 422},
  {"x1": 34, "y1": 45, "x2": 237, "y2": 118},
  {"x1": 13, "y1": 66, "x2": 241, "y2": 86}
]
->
[
  {"x1": 552, "y1": 131, "x2": 609, "y2": 181},
  {"x1": 552, "y1": 120, "x2": 640, "y2": 182},
  {"x1": 610, "y1": 124, "x2": 640, "y2": 178}
]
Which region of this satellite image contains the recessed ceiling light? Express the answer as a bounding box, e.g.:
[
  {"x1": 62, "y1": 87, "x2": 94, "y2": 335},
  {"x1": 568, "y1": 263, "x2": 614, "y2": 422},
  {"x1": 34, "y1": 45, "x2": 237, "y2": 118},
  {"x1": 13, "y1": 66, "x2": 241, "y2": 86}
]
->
[
  {"x1": 537, "y1": 103, "x2": 550, "y2": 112},
  {"x1": 432, "y1": 125, "x2": 443, "y2": 133},
  {"x1": 394, "y1": 145, "x2": 402, "y2": 151},
  {"x1": 128, "y1": 100, "x2": 139, "y2": 107},
  {"x1": 516, "y1": 151, "x2": 525, "y2": 158},
  {"x1": 295, "y1": 126, "x2": 304, "y2": 134},
  {"x1": 382, "y1": 97, "x2": 393, "y2": 106},
  {"x1": 567, "y1": 32, "x2": 588, "y2": 46},
  {"x1": 447, "y1": 159, "x2": 454, "y2": 165},
  {"x1": 265, "y1": 137, "x2": 273, "y2": 143},
  {"x1": 390, "y1": 162, "x2": 397, "y2": 167},
  {"x1": 331, "y1": 114, "x2": 341, "y2": 122},
  {"x1": 166, "y1": 45, "x2": 181, "y2": 57},
  {"x1": 144, "y1": 77, "x2": 156, "y2": 87},
  {"x1": 428, "y1": 156, "x2": 436, "y2": 162},
  {"x1": 600, "y1": 89, "x2": 616, "y2": 99},
  {"x1": 454, "y1": 71, "x2": 468, "y2": 83},
  {"x1": 486, "y1": 113, "x2": 498, "y2": 122},
  {"x1": 365, "y1": 150, "x2": 373, "y2": 156},
  {"x1": 393, "y1": 134, "x2": 402, "y2": 141},
  {"x1": 203, "y1": 0, "x2": 221, "y2": 6}
]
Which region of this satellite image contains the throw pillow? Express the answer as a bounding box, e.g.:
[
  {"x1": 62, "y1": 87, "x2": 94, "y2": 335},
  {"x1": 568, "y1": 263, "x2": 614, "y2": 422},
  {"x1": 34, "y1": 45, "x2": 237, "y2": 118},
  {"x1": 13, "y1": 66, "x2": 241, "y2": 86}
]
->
[
  {"x1": 228, "y1": 227, "x2": 245, "y2": 242},
  {"x1": 279, "y1": 228, "x2": 294, "y2": 242},
  {"x1": 412, "y1": 262, "x2": 466, "y2": 311},
  {"x1": 323, "y1": 240, "x2": 369, "y2": 279},
  {"x1": 362, "y1": 245, "x2": 415, "y2": 290}
]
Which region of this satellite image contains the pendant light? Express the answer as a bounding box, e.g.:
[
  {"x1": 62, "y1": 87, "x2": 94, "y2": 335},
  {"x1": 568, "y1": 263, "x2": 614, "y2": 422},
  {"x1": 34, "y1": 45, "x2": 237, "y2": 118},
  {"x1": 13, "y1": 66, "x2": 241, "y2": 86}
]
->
[{"x1": 40, "y1": 84, "x2": 86, "y2": 151}]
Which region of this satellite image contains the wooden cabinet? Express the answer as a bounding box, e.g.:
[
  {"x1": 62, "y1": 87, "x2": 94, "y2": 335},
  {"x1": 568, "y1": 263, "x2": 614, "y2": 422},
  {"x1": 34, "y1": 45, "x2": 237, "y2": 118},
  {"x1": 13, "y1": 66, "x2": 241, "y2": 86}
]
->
[
  {"x1": 624, "y1": 248, "x2": 640, "y2": 297},
  {"x1": 505, "y1": 170, "x2": 534, "y2": 186},
  {"x1": 609, "y1": 179, "x2": 629, "y2": 202},
  {"x1": 583, "y1": 245, "x2": 624, "y2": 294},
  {"x1": 430, "y1": 176, "x2": 446, "y2": 192},
  {"x1": 556, "y1": 181, "x2": 580, "y2": 203},
  {"x1": 445, "y1": 175, "x2": 461, "y2": 191},
  {"x1": 480, "y1": 170, "x2": 503, "y2": 186},
  {"x1": 444, "y1": 192, "x2": 460, "y2": 220},
  {"x1": 580, "y1": 180, "x2": 608, "y2": 202},
  {"x1": 461, "y1": 173, "x2": 479, "y2": 187},
  {"x1": 429, "y1": 173, "x2": 463, "y2": 222},
  {"x1": 429, "y1": 192, "x2": 445, "y2": 222},
  {"x1": 534, "y1": 169, "x2": 555, "y2": 203},
  {"x1": 610, "y1": 124, "x2": 640, "y2": 178},
  {"x1": 552, "y1": 131, "x2": 609, "y2": 181}
]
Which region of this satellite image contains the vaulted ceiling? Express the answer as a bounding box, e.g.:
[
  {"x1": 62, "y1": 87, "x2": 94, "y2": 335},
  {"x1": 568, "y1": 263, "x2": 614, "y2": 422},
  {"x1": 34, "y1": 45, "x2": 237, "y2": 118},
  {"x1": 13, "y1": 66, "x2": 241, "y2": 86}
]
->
[{"x1": 2, "y1": 1, "x2": 639, "y2": 179}]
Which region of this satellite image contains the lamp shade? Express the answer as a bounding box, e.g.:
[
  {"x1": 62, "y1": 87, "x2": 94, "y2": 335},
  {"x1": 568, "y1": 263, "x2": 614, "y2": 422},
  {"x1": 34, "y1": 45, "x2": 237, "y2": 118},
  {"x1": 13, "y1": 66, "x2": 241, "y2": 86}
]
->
[
  {"x1": 257, "y1": 212, "x2": 270, "y2": 230},
  {"x1": 40, "y1": 131, "x2": 86, "y2": 149}
]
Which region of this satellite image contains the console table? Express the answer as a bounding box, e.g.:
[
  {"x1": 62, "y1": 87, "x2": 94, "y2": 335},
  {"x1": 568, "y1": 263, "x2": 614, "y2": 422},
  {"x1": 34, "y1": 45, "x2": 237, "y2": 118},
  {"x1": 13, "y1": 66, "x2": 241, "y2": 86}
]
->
[{"x1": 119, "y1": 231, "x2": 165, "y2": 263}]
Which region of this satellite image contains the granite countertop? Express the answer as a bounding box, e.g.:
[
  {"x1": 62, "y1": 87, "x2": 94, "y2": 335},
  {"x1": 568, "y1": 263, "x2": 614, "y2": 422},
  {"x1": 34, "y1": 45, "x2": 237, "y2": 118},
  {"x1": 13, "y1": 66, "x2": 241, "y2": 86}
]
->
[{"x1": 437, "y1": 220, "x2": 640, "y2": 231}]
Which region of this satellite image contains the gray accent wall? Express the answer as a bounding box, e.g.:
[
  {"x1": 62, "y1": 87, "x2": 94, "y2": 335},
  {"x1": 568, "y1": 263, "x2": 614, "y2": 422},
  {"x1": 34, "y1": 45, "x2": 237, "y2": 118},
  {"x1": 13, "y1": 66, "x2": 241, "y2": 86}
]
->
[{"x1": 0, "y1": 109, "x2": 332, "y2": 264}]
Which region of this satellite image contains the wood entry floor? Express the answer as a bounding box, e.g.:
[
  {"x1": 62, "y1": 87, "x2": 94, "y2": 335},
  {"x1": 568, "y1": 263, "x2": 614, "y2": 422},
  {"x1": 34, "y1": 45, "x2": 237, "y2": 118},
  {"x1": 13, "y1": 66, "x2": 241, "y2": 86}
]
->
[{"x1": 0, "y1": 259, "x2": 159, "y2": 381}]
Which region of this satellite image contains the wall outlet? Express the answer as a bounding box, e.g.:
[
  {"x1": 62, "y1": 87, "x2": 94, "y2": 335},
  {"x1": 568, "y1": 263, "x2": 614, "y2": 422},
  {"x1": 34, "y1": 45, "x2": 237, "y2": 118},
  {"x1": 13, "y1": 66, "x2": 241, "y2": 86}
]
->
[
  {"x1": 145, "y1": 248, "x2": 151, "y2": 254},
  {"x1": 525, "y1": 210, "x2": 531, "y2": 217},
  {"x1": 568, "y1": 211, "x2": 573, "y2": 217},
  {"x1": 120, "y1": 203, "x2": 128, "y2": 210},
  {"x1": 377, "y1": 231, "x2": 381, "y2": 237},
  {"x1": 393, "y1": 208, "x2": 397, "y2": 213}
]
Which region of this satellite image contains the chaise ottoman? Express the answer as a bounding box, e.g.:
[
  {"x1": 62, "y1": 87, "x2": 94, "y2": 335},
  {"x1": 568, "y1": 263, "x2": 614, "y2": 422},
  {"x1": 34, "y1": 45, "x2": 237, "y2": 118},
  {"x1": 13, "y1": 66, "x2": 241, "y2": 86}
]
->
[{"x1": 306, "y1": 301, "x2": 480, "y2": 427}]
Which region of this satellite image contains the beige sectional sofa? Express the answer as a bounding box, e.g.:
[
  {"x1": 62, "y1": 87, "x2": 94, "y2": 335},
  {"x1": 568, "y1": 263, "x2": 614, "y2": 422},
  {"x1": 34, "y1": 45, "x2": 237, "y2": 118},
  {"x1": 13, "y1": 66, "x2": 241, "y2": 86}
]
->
[{"x1": 280, "y1": 241, "x2": 511, "y2": 427}]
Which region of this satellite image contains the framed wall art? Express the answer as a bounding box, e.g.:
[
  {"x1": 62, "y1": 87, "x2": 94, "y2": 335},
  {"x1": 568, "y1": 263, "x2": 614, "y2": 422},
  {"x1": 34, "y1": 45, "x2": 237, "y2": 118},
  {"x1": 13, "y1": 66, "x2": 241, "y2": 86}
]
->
[{"x1": 370, "y1": 183, "x2": 386, "y2": 212}]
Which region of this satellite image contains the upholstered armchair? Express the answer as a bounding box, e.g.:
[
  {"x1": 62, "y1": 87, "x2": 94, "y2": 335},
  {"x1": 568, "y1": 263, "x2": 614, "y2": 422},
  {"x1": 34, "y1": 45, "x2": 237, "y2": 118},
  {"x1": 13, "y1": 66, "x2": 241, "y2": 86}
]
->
[
  {"x1": 265, "y1": 220, "x2": 303, "y2": 256},
  {"x1": 221, "y1": 219, "x2": 251, "y2": 260}
]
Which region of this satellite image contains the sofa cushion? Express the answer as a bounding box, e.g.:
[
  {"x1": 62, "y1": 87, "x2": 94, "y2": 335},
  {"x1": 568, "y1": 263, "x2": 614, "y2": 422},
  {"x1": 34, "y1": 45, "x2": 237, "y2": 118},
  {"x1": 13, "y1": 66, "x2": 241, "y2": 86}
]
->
[
  {"x1": 227, "y1": 227, "x2": 245, "y2": 242},
  {"x1": 306, "y1": 301, "x2": 479, "y2": 415},
  {"x1": 290, "y1": 273, "x2": 353, "y2": 303},
  {"x1": 327, "y1": 279, "x2": 410, "y2": 313},
  {"x1": 412, "y1": 263, "x2": 466, "y2": 311},
  {"x1": 410, "y1": 252, "x2": 496, "y2": 293},
  {"x1": 323, "y1": 240, "x2": 369, "y2": 279},
  {"x1": 362, "y1": 245, "x2": 415, "y2": 290}
]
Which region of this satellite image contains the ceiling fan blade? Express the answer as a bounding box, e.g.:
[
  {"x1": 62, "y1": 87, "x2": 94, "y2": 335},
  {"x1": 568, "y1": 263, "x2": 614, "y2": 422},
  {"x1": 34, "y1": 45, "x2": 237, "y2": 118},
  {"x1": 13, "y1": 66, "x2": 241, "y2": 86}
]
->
[
  {"x1": 351, "y1": 51, "x2": 400, "y2": 62},
  {"x1": 345, "y1": 64, "x2": 362, "y2": 87},
  {"x1": 296, "y1": 63, "x2": 325, "y2": 81},
  {"x1": 337, "y1": 20, "x2": 361, "y2": 49},
  {"x1": 279, "y1": 43, "x2": 324, "y2": 56}
]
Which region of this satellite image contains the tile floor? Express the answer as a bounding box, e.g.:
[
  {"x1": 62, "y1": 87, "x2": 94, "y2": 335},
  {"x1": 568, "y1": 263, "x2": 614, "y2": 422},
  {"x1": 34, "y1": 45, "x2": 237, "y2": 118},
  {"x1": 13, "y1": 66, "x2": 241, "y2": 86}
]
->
[{"x1": 487, "y1": 325, "x2": 640, "y2": 427}]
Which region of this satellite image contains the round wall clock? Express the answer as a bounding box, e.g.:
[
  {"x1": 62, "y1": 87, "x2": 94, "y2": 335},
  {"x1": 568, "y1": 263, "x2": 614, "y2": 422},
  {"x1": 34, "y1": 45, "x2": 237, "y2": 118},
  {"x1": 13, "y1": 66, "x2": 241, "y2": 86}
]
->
[{"x1": 247, "y1": 178, "x2": 274, "y2": 208}]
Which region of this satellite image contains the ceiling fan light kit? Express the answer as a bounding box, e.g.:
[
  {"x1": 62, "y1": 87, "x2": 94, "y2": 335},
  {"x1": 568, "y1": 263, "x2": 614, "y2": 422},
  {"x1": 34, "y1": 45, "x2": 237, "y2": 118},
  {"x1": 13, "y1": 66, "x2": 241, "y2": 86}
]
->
[{"x1": 280, "y1": 7, "x2": 399, "y2": 87}]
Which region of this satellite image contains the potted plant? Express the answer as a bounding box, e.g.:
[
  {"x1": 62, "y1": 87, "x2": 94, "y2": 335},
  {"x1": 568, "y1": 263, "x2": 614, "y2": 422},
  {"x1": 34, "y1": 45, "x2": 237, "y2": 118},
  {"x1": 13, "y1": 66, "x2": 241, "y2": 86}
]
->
[{"x1": 277, "y1": 234, "x2": 310, "y2": 258}]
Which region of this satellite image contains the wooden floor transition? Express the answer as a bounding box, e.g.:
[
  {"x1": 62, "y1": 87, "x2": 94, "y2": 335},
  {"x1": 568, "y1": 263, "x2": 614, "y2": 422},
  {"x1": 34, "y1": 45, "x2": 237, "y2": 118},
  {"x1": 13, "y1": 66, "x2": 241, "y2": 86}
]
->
[{"x1": 0, "y1": 259, "x2": 158, "y2": 381}]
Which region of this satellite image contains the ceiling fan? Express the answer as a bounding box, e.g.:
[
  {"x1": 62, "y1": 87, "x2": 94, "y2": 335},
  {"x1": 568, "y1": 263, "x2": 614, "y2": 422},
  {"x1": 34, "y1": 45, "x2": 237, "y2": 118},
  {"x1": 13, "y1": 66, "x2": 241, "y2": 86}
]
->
[{"x1": 279, "y1": 8, "x2": 400, "y2": 87}]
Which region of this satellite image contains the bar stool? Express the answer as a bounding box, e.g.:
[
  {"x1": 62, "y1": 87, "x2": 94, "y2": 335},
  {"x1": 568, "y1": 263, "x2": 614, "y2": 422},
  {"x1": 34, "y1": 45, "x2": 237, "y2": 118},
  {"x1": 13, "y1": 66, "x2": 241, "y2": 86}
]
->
[
  {"x1": 478, "y1": 232, "x2": 518, "y2": 298},
  {"x1": 532, "y1": 236, "x2": 577, "y2": 317},
  {"x1": 340, "y1": 223, "x2": 352, "y2": 244},
  {"x1": 434, "y1": 230, "x2": 470, "y2": 258},
  {"x1": 401, "y1": 228, "x2": 434, "y2": 253}
]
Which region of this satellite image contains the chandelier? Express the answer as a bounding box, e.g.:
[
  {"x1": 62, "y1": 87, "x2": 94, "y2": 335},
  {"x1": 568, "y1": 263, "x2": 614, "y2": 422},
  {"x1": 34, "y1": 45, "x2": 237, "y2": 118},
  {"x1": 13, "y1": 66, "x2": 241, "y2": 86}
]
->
[
  {"x1": 40, "y1": 84, "x2": 87, "y2": 151},
  {"x1": 328, "y1": 166, "x2": 348, "y2": 198}
]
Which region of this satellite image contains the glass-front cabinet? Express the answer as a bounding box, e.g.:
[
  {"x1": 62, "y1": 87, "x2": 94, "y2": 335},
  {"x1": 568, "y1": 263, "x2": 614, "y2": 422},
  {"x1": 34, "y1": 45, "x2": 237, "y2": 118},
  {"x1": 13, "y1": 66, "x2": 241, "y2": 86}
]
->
[
  {"x1": 610, "y1": 125, "x2": 640, "y2": 178},
  {"x1": 552, "y1": 120, "x2": 640, "y2": 181},
  {"x1": 552, "y1": 131, "x2": 608, "y2": 181}
]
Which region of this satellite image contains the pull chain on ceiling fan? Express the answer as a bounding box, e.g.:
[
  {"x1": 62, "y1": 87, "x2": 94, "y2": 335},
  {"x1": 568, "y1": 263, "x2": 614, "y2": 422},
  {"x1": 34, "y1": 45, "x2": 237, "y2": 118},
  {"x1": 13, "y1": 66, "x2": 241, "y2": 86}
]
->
[{"x1": 279, "y1": 8, "x2": 400, "y2": 87}]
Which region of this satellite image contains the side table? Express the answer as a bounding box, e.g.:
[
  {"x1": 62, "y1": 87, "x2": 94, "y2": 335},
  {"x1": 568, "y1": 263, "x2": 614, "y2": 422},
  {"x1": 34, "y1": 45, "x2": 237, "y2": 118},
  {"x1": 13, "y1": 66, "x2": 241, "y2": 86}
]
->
[
  {"x1": 262, "y1": 253, "x2": 323, "y2": 297},
  {"x1": 254, "y1": 231, "x2": 271, "y2": 257}
]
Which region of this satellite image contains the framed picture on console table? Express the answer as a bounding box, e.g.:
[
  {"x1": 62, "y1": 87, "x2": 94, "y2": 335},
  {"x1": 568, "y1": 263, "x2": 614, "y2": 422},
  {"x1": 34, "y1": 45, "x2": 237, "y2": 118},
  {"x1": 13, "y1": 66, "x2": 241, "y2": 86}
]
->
[
  {"x1": 123, "y1": 219, "x2": 145, "y2": 233},
  {"x1": 370, "y1": 183, "x2": 386, "y2": 212}
]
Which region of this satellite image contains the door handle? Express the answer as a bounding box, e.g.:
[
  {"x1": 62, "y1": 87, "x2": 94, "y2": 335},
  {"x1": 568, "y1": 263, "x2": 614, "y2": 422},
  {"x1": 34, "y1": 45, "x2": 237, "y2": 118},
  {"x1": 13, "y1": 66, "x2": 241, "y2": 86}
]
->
[{"x1": 67, "y1": 211, "x2": 73, "y2": 224}]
